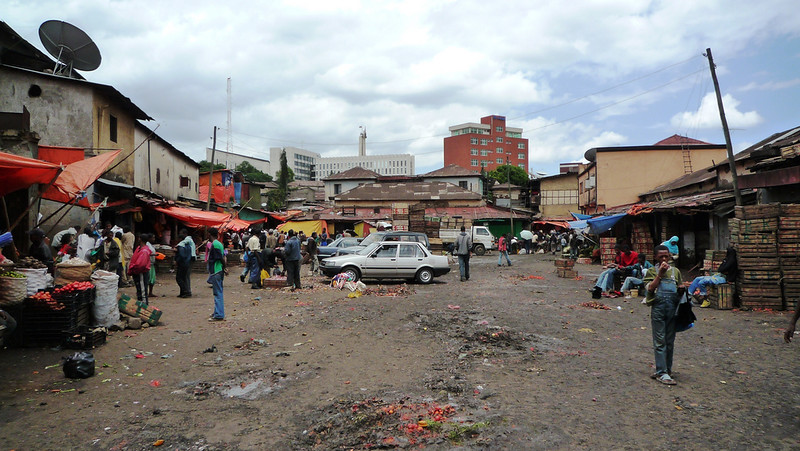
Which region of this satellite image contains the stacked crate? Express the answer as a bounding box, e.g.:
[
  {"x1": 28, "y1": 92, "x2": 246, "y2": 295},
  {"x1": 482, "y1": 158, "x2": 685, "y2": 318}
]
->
[
  {"x1": 708, "y1": 284, "x2": 734, "y2": 310},
  {"x1": 599, "y1": 237, "x2": 617, "y2": 266},
  {"x1": 731, "y1": 204, "x2": 782, "y2": 309},
  {"x1": 555, "y1": 258, "x2": 577, "y2": 278},
  {"x1": 779, "y1": 204, "x2": 800, "y2": 311},
  {"x1": 703, "y1": 249, "x2": 727, "y2": 276},
  {"x1": 631, "y1": 221, "x2": 654, "y2": 258}
]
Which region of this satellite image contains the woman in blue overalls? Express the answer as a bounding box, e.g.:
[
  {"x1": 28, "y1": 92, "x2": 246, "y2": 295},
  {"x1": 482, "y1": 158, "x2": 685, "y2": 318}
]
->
[{"x1": 643, "y1": 245, "x2": 683, "y2": 385}]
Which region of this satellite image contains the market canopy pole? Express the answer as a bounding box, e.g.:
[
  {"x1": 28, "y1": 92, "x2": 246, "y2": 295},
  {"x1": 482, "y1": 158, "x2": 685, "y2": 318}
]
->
[
  {"x1": 0, "y1": 197, "x2": 20, "y2": 258},
  {"x1": 705, "y1": 47, "x2": 742, "y2": 207}
]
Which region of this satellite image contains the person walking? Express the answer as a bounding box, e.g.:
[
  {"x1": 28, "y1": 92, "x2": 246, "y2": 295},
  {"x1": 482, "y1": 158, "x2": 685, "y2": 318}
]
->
[
  {"x1": 497, "y1": 233, "x2": 512, "y2": 267},
  {"x1": 643, "y1": 245, "x2": 683, "y2": 385},
  {"x1": 207, "y1": 228, "x2": 227, "y2": 321},
  {"x1": 283, "y1": 229, "x2": 302, "y2": 291},
  {"x1": 454, "y1": 225, "x2": 472, "y2": 281},
  {"x1": 307, "y1": 232, "x2": 319, "y2": 276},
  {"x1": 174, "y1": 230, "x2": 195, "y2": 298},
  {"x1": 240, "y1": 231, "x2": 261, "y2": 283},
  {"x1": 121, "y1": 226, "x2": 135, "y2": 284},
  {"x1": 128, "y1": 234, "x2": 152, "y2": 305}
]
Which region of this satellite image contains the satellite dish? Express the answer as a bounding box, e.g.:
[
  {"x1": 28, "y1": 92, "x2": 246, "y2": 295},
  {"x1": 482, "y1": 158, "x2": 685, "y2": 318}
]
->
[{"x1": 38, "y1": 20, "x2": 101, "y2": 77}]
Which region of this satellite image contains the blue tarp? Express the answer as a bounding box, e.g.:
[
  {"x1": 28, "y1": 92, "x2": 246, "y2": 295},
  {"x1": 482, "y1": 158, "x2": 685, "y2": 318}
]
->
[
  {"x1": 570, "y1": 212, "x2": 592, "y2": 220},
  {"x1": 567, "y1": 220, "x2": 588, "y2": 230},
  {"x1": 587, "y1": 213, "x2": 627, "y2": 235}
]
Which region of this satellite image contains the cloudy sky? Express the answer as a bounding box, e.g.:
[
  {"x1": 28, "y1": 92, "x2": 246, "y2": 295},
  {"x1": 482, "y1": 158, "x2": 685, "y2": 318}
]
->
[{"x1": 6, "y1": 0, "x2": 800, "y2": 176}]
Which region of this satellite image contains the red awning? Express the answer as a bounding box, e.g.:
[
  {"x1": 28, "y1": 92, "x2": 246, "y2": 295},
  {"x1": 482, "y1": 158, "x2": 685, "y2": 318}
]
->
[
  {"x1": 532, "y1": 220, "x2": 570, "y2": 229},
  {"x1": 220, "y1": 218, "x2": 267, "y2": 232},
  {"x1": 42, "y1": 150, "x2": 122, "y2": 204},
  {"x1": 0, "y1": 151, "x2": 62, "y2": 196},
  {"x1": 153, "y1": 206, "x2": 232, "y2": 228}
]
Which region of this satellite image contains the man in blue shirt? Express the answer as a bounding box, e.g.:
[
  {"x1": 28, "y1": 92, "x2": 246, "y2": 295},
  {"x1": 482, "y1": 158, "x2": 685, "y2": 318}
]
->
[{"x1": 283, "y1": 229, "x2": 302, "y2": 291}]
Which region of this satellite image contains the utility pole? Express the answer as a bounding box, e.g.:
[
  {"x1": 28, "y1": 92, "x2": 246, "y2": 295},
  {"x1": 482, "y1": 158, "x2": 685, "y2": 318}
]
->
[
  {"x1": 207, "y1": 126, "x2": 217, "y2": 211},
  {"x1": 226, "y1": 77, "x2": 232, "y2": 168},
  {"x1": 705, "y1": 47, "x2": 742, "y2": 207},
  {"x1": 507, "y1": 158, "x2": 513, "y2": 237}
]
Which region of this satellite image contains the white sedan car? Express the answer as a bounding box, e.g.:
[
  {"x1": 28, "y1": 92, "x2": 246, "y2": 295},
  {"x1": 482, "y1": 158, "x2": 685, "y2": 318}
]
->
[{"x1": 320, "y1": 241, "x2": 450, "y2": 284}]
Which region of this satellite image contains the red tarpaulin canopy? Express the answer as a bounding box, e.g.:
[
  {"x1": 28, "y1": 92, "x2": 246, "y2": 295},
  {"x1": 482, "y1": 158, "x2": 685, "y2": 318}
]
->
[
  {"x1": 42, "y1": 150, "x2": 122, "y2": 204},
  {"x1": 154, "y1": 206, "x2": 232, "y2": 228},
  {"x1": 220, "y1": 218, "x2": 266, "y2": 232},
  {"x1": 0, "y1": 151, "x2": 62, "y2": 196}
]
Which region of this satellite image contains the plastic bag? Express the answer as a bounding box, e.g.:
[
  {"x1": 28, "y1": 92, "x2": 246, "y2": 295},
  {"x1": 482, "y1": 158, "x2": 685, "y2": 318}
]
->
[{"x1": 63, "y1": 351, "x2": 95, "y2": 379}]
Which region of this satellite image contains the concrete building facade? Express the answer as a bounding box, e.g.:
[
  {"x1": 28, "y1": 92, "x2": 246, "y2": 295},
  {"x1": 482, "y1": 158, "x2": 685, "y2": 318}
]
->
[
  {"x1": 444, "y1": 115, "x2": 529, "y2": 174},
  {"x1": 205, "y1": 148, "x2": 270, "y2": 175},
  {"x1": 316, "y1": 154, "x2": 415, "y2": 179},
  {"x1": 137, "y1": 125, "x2": 200, "y2": 200},
  {"x1": 539, "y1": 172, "x2": 580, "y2": 219},
  {"x1": 269, "y1": 146, "x2": 319, "y2": 181}
]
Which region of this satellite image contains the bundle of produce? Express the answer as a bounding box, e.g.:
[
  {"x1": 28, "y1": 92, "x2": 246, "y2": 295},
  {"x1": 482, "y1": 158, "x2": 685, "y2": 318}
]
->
[{"x1": 0, "y1": 270, "x2": 27, "y2": 306}]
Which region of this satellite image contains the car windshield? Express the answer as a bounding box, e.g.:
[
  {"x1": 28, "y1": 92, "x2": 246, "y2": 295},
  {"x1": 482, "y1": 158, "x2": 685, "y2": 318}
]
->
[
  {"x1": 355, "y1": 243, "x2": 382, "y2": 255},
  {"x1": 359, "y1": 232, "x2": 386, "y2": 247}
]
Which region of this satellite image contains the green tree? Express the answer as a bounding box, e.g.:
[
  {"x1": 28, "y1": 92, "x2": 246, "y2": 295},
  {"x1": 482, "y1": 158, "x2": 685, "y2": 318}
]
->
[
  {"x1": 235, "y1": 161, "x2": 273, "y2": 182},
  {"x1": 198, "y1": 160, "x2": 226, "y2": 172},
  {"x1": 273, "y1": 149, "x2": 294, "y2": 209},
  {"x1": 487, "y1": 164, "x2": 529, "y2": 187}
]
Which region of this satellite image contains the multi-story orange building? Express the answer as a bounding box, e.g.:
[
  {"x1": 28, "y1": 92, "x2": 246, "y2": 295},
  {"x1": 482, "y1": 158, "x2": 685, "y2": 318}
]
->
[{"x1": 444, "y1": 115, "x2": 529, "y2": 174}]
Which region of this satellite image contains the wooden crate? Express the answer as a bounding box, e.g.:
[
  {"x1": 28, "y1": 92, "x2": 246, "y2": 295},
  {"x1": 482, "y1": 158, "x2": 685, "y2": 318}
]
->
[
  {"x1": 740, "y1": 269, "x2": 782, "y2": 281},
  {"x1": 778, "y1": 230, "x2": 800, "y2": 243},
  {"x1": 118, "y1": 294, "x2": 162, "y2": 326},
  {"x1": 737, "y1": 218, "x2": 779, "y2": 233},
  {"x1": 556, "y1": 268, "x2": 577, "y2": 278},
  {"x1": 575, "y1": 257, "x2": 592, "y2": 264},
  {"x1": 739, "y1": 282, "x2": 782, "y2": 299},
  {"x1": 554, "y1": 258, "x2": 575, "y2": 268},
  {"x1": 781, "y1": 204, "x2": 800, "y2": 216},
  {"x1": 738, "y1": 243, "x2": 779, "y2": 255},
  {"x1": 734, "y1": 203, "x2": 780, "y2": 219},
  {"x1": 778, "y1": 243, "x2": 800, "y2": 256},
  {"x1": 738, "y1": 257, "x2": 780, "y2": 270},
  {"x1": 780, "y1": 218, "x2": 800, "y2": 230},
  {"x1": 736, "y1": 232, "x2": 777, "y2": 245},
  {"x1": 708, "y1": 283, "x2": 734, "y2": 310}
]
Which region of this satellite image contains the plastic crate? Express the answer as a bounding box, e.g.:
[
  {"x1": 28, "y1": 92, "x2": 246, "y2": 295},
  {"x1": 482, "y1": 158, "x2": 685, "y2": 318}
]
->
[
  {"x1": 64, "y1": 325, "x2": 107, "y2": 349},
  {"x1": 21, "y1": 296, "x2": 91, "y2": 347}
]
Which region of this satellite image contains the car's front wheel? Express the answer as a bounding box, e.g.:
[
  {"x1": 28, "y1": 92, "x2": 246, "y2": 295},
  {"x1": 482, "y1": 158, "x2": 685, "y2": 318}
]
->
[
  {"x1": 473, "y1": 244, "x2": 486, "y2": 255},
  {"x1": 342, "y1": 266, "x2": 361, "y2": 282},
  {"x1": 415, "y1": 267, "x2": 434, "y2": 284}
]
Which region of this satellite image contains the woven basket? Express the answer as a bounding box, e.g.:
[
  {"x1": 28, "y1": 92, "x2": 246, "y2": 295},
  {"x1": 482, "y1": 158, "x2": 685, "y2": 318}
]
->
[
  {"x1": 0, "y1": 275, "x2": 27, "y2": 306},
  {"x1": 55, "y1": 264, "x2": 92, "y2": 282}
]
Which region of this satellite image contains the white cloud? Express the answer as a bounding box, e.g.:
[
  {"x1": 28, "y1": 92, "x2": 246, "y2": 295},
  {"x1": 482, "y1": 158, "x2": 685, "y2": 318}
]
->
[
  {"x1": 670, "y1": 92, "x2": 763, "y2": 130},
  {"x1": 739, "y1": 78, "x2": 800, "y2": 92},
  {"x1": 4, "y1": 0, "x2": 800, "y2": 177}
]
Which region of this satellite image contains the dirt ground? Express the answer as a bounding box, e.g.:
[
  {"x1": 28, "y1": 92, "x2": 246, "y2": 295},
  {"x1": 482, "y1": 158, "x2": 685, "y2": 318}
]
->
[{"x1": 1, "y1": 253, "x2": 799, "y2": 450}]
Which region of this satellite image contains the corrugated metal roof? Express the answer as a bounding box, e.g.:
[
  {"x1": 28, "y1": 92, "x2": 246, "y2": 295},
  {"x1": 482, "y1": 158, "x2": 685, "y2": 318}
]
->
[
  {"x1": 336, "y1": 181, "x2": 482, "y2": 201},
  {"x1": 323, "y1": 166, "x2": 381, "y2": 181},
  {"x1": 421, "y1": 164, "x2": 481, "y2": 178}
]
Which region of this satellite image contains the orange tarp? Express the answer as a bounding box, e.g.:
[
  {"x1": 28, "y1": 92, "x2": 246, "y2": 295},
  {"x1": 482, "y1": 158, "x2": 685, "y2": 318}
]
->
[
  {"x1": 42, "y1": 150, "x2": 122, "y2": 204},
  {"x1": 153, "y1": 206, "x2": 232, "y2": 228},
  {"x1": 220, "y1": 218, "x2": 266, "y2": 232},
  {"x1": 0, "y1": 151, "x2": 62, "y2": 196}
]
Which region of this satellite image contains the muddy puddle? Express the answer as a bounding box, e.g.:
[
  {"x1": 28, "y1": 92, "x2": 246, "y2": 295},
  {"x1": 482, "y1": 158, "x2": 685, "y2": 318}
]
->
[{"x1": 181, "y1": 369, "x2": 313, "y2": 401}]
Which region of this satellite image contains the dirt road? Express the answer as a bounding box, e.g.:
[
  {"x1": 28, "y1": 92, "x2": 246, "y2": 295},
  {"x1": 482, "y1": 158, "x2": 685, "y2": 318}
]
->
[{"x1": 1, "y1": 253, "x2": 798, "y2": 449}]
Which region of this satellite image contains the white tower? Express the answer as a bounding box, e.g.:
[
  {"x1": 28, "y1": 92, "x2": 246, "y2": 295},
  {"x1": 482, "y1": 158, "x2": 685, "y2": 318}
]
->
[{"x1": 358, "y1": 126, "x2": 367, "y2": 157}]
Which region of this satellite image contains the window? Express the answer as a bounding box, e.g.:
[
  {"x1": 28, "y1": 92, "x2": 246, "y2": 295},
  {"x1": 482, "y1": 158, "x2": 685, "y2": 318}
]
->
[
  {"x1": 496, "y1": 126, "x2": 504, "y2": 132},
  {"x1": 517, "y1": 143, "x2": 526, "y2": 149},
  {"x1": 470, "y1": 137, "x2": 478, "y2": 145},
  {"x1": 334, "y1": 183, "x2": 342, "y2": 194},
  {"x1": 109, "y1": 115, "x2": 118, "y2": 143},
  {"x1": 156, "y1": 168, "x2": 161, "y2": 184},
  {"x1": 471, "y1": 148, "x2": 478, "y2": 155},
  {"x1": 496, "y1": 147, "x2": 504, "y2": 153},
  {"x1": 180, "y1": 176, "x2": 190, "y2": 188},
  {"x1": 481, "y1": 149, "x2": 489, "y2": 156},
  {"x1": 480, "y1": 138, "x2": 488, "y2": 145},
  {"x1": 497, "y1": 158, "x2": 504, "y2": 164},
  {"x1": 541, "y1": 189, "x2": 579, "y2": 206},
  {"x1": 481, "y1": 160, "x2": 489, "y2": 167},
  {"x1": 518, "y1": 153, "x2": 525, "y2": 159},
  {"x1": 374, "y1": 244, "x2": 397, "y2": 258},
  {"x1": 518, "y1": 163, "x2": 525, "y2": 169},
  {"x1": 496, "y1": 137, "x2": 503, "y2": 143},
  {"x1": 399, "y1": 244, "x2": 417, "y2": 258},
  {"x1": 470, "y1": 159, "x2": 478, "y2": 166},
  {"x1": 458, "y1": 181, "x2": 468, "y2": 189},
  {"x1": 476, "y1": 228, "x2": 489, "y2": 236}
]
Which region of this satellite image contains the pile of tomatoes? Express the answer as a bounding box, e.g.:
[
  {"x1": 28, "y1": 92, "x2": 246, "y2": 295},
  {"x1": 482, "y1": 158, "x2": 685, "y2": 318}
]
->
[
  {"x1": 53, "y1": 281, "x2": 94, "y2": 295},
  {"x1": 30, "y1": 291, "x2": 65, "y2": 311}
]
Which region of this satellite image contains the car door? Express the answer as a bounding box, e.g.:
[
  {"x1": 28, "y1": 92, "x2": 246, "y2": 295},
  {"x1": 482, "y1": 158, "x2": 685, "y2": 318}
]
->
[
  {"x1": 396, "y1": 242, "x2": 424, "y2": 278},
  {"x1": 364, "y1": 243, "x2": 398, "y2": 278}
]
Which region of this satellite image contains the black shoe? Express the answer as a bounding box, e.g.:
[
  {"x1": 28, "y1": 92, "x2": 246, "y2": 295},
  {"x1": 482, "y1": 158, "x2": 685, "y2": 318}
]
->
[
  {"x1": 240, "y1": 275, "x2": 245, "y2": 283},
  {"x1": 592, "y1": 287, "x2": 602, "y2": 299}
]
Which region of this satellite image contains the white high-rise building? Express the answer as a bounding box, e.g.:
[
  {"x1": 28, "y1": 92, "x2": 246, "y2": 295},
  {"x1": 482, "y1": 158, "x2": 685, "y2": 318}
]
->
[{"x1": 270, "y1": 147, "x2": 415, "y2": 181}]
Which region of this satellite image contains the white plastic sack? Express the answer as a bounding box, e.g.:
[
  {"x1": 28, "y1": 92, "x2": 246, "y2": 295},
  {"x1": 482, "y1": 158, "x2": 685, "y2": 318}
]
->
[
  {"x1": 17, "y1": 267, "x2": 49, "y2": 296},
  {"x1": 91, "y1": 270, "x2": 120, "y2": 327}
]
